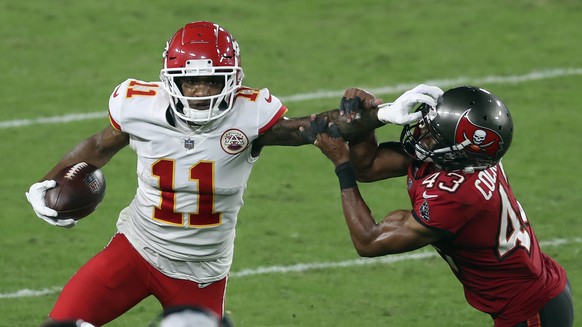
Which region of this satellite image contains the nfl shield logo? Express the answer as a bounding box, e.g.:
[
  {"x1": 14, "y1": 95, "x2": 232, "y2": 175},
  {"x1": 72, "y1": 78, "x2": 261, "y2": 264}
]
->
[{"x1": 184, "y1": 138, "x2": 195, "y2": 150}]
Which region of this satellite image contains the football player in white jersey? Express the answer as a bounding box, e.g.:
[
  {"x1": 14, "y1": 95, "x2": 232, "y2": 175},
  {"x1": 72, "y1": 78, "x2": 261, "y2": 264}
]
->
[{"x1": 25, "y1": 21, "x2": 382, "y2": 326}]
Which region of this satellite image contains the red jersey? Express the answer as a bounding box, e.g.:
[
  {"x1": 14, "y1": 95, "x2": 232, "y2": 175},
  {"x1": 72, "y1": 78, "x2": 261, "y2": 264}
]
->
[{"x1": 407, "y1": 161, "x2": 566, "y2": 326}]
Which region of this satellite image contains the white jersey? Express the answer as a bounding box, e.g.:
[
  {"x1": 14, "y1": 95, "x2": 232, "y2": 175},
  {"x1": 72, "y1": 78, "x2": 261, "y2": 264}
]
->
[{"x1": 108, "y1": 79, "x2": 287, "y2": 282}]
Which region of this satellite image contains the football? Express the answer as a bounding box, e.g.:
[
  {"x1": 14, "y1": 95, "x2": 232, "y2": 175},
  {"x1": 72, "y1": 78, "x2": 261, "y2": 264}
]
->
[{"x1": 45, "y1": 162, "x2": 106, "y2": 220}]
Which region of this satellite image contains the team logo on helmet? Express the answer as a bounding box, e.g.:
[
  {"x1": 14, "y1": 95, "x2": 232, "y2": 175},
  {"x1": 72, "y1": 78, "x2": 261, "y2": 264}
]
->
[
  {"x1": 455, "y1": 110, "x2": 503, "y2": 158},
  {"x1": 220, "y1": 129, "x2": 248, "y2": 155}
]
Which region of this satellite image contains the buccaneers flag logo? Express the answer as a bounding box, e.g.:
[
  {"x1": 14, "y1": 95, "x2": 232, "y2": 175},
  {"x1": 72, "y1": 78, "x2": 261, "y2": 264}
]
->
[{"x1": 455, "y1": 110, "x2": 504, "y2": 158}]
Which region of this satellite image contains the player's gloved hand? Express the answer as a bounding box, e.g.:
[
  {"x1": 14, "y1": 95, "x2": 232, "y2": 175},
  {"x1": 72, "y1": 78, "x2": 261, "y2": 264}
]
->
[
  {"x1": 340, "y1": 88, "x2": 383, "y2": 123},
  {"x1": 25, "y1": 180, "x2": 77, "y2": 228},
  {"x1": 299, "y1": 114, "x2": 329, "y2": 144},
  {"x1": 377, "y1": 84, "x2": 443, "y2": 125},
  {"x1": 312, "y1": 122, "x2": 347, "y2": 166}
]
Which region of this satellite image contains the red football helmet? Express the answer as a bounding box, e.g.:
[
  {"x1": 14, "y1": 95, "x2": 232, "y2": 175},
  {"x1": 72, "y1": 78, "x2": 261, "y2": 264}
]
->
[{"x1": 160, "y1": 21, "x2": 244, "y2": 124}]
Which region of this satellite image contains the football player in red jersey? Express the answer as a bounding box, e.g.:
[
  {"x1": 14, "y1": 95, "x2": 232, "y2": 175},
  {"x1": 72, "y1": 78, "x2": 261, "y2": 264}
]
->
[
  {"x1": 24, "y1": 21, "x2": 382, "y2": 326},
  {"x1": 312, "y1": 85, "x2": 573, "y2": 327}
]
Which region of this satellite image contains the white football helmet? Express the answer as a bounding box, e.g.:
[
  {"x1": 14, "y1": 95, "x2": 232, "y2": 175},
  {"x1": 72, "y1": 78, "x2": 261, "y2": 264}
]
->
[{"x1": 160, "y1": 21, "x2": 244, "y2": 125}]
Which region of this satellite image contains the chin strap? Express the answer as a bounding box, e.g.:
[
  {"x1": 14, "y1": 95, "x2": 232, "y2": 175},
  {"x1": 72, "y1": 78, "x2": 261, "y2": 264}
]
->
[{"x1": 432, "y1": 139, "x2": 472, "y2": 155}]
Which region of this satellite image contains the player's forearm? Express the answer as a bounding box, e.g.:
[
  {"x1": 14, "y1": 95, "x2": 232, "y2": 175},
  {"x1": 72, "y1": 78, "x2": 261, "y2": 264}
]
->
[
  {"x1": 348, "y1": 133, "x2": 379, "y2": 178},
  {"x1": 42, "y1": 138, "x2": 100, "y2": 180},
  {"x1": 257, "y1": 116, "x2": 313, "y2": 146},
  {"x1": 334, "y1": 163, "x2": 376, "y2": 253},
  {"x1": 258, "y1": 107, "x2": 384, "y2": 147},
  {"x1": 42, "y1": 127, "x2": 128, "y2": 180},
  {"x1": 351, "y1": 141, "x2": 410, "y2": 182},
  {"x1": 340, "y1": 188, "x2": 385, "y2": 257}
]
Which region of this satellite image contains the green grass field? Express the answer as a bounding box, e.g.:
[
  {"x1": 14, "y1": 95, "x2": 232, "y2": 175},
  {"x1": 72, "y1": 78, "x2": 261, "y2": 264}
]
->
[{"x1": 1, "y1": 0, "x2": 581, "y2": 326}]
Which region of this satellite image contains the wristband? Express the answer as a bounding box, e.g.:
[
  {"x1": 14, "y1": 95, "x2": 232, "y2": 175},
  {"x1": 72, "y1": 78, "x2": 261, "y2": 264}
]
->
[{"x1": 335, "y1": 162, "x2": 357, "y2": 190}]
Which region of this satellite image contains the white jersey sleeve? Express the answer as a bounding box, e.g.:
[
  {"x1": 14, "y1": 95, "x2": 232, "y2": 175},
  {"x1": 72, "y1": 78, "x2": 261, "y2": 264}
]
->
[
  {"x1": 108, "y1": 78, "x2": 169, "y2": 132},
  {"x1": 107, "y1": 79, "x2": 128, "y2": 131},
  {"x1": 237, "y1": 87, "x2": 288, "y2": 134}
]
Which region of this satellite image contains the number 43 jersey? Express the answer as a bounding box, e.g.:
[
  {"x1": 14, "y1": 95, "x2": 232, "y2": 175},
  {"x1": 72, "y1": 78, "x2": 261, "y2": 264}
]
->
[
  {"x1": 108, "y1": 79, "x2": 287, "y2": 281},
  {"x1": 407, "y1": 161, "x2": 567, "y2": 326}
]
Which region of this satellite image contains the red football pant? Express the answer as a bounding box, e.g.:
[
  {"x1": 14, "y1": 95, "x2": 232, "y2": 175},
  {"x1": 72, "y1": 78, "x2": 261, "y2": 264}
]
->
[{"x1": 49, "y1": 233, "x2": 227, "y2": 326}]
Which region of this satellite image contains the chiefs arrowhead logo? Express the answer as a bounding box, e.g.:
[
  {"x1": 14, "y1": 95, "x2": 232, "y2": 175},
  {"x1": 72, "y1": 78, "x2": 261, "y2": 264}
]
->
[{"x1": 455, "y1": 110, "x2": 504, "y2": 159}]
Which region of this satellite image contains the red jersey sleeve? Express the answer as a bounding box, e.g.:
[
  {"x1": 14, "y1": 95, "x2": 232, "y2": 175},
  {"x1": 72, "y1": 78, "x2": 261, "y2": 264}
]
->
[{"x1": 408, "y1": 163, "x2": 482, "y2": 235}]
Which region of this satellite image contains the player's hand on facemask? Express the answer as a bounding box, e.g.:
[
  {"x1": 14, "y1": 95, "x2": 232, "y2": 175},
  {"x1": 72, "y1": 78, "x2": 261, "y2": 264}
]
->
[
  {"x1": 377, "y1": 84, "x2": 443, "y2": 125},
  {"x1": 340, "y1": 88, "x2": 383, "y2": 123}
]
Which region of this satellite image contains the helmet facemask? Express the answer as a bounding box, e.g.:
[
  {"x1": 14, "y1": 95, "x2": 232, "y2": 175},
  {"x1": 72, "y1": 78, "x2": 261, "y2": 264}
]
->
[
  {"x1": 160, "y1": 58, "x2": 243, "y2": 125},
  {"x1": 401, "y1": 104, "x2": 475, "y2": 172}
]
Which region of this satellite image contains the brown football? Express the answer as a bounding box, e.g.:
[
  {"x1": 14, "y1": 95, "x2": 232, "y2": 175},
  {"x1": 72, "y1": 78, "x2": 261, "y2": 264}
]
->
[{"x1": 45, "y1": 162, "x2": 106, "y2": 220}]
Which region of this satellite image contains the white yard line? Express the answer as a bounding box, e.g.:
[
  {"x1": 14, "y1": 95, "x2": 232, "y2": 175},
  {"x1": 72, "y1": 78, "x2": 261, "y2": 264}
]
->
[
  {"x1": 1, "y1": 237, "x2": 579, "y2": 299},
  {"x1": 1, "y1": 67, "x2": 582, "y2": 129}
]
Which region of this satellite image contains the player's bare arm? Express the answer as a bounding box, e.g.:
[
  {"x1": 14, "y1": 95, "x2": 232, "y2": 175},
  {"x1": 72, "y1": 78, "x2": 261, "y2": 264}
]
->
[
  {"x1": 42, "y1": 125, "x2": 129, "y2": 180},
  {"x1": 312, "y1": 130, "x2": 440, "y2": 256},
  {"x1": 343, "y1": 84, "x2": 444, "y2": 181},
  {"x1": 349, "y1": 133, "x2": 411, "y2": 182},
  {"x1": 255, "y1": 108, "x2": 383, "y2": 146},
  {"x1": 253, "y1": 88, "x2": 385, "y2": 152},
  {"x1": 339, "y1": 196, "x2": 440, "y2": 256}
]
